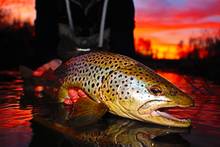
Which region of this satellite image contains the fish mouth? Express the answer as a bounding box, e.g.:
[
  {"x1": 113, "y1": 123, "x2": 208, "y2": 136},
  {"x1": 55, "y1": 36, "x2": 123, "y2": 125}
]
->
[{"x1": 138, "y1": 100, "x2": 193, "y2": 127}]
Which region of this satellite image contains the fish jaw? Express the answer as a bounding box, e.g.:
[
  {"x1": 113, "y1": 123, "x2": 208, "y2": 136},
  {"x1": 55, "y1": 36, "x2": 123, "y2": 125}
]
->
[{"x1": 137, "y1": 99, "x2": 192, "y2": 127}]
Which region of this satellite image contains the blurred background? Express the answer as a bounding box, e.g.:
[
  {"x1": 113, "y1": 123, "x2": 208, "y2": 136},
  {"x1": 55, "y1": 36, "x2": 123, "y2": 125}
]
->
[{"x1": 0, "y1": 0, "x2": 220, "y2": 83}]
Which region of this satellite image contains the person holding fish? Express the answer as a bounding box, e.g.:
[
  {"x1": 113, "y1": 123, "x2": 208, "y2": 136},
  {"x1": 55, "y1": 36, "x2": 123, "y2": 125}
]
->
[
  {"x1": 29, "y1": 0, "x2": 194, "y2": 128},
  {"x1": 23, "y1": 51, "x2": 194, "y2": 128}
]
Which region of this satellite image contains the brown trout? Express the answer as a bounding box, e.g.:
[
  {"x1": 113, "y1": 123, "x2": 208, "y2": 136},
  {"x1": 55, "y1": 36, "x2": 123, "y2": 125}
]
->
[{"x1": 54, "y1": 52, "x2": 194, "y2": 127}]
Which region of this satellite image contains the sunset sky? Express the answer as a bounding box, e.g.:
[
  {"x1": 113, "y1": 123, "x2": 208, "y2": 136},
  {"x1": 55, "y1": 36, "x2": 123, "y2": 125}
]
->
[
  {"x1": 134, "y1": 0, "x2": 220, "y2": 59},
  {"x1": 0, "y1": 0, "x2": 35, "y2": 26},
  {"x1": 0, "y1": 0, "x2": 220, "y2": 59}
]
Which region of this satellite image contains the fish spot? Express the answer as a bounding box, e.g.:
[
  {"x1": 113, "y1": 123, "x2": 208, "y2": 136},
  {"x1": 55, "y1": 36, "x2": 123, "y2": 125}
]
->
[
  {"x1": 109, "y1": 70, "x2": 114, "y2": 75},
  {"x1": 101, "y1": 76, "x2": 105, "y2": 82},
  {"x1": 96, "y1": 83, "x2": 99, "y2": 87}
]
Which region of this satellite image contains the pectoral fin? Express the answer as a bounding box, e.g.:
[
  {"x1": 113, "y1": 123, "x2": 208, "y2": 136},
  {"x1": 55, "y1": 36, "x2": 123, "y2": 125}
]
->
[{"x1": 67, "y1": 96, "x2": 108, "y2": 127}]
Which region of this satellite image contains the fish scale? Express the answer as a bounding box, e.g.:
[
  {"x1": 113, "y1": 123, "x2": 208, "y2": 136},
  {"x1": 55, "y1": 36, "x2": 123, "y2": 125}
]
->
[{"x1": 55, "y1": 51, "x2": 194, "y2": 127}]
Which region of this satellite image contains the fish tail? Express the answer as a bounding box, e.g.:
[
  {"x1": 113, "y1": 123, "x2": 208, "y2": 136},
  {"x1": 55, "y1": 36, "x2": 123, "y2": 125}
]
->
[{"x1": 19, "y1": 60, "x2": 62, "y2": 98}]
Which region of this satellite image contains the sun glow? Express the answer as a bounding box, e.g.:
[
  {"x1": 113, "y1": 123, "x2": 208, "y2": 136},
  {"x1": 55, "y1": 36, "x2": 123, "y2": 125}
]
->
[{"x1": 0, "y1": 0, "x2": 36, "y2": 27}]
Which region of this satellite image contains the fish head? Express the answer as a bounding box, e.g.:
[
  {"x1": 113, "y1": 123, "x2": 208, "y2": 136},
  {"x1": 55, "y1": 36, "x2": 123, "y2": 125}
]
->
[{"x1": 102, "y1": 65, "x2": 194, "y2": 127}]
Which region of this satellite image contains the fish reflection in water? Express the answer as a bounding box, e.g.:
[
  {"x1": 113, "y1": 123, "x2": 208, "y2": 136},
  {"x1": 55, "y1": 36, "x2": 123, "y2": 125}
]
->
[{"x1": 30, "y1": 101, "x2": 190, "y2": 147}]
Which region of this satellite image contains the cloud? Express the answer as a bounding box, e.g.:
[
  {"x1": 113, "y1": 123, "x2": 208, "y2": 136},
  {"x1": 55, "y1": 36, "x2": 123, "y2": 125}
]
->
[
  {"x1": 134, "y1": 0, "x2": 220, "y2": 23},
  {"x1": 134, "y1": 0, "x2": 220, "y2": 40},
  {"x1": 134, "y1": 0, "x2": 220, "y2": 59}
]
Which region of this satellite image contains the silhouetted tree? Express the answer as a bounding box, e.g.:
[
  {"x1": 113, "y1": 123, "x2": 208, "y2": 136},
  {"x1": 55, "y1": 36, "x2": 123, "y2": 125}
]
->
[
  {"x1": 177, "y1": 40, "x2": 187, "y2": 58},
  {"x1": 136, "y1": 38, "x2": 153, "y2": 58},
  {"x1": 187, "y1": 30, "x2": 220, "y2": 59}
]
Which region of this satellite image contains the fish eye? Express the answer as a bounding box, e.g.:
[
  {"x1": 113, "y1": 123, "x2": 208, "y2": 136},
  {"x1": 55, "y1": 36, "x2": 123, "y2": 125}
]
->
[{"x1": 148, "y1": 85, "x2": 163, "y2": 96}]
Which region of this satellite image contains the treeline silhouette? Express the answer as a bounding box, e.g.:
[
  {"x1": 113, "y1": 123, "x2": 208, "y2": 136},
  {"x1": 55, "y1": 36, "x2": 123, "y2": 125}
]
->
[
  {"x1": 187, "y1": 31, "x2": 220, "y2": 60},
  {"x1": 0, "y1": 24, "x2": 35, "y2": 69},
  {"x1": 134, "y1": 30, "x2": 220, "y2": 83},
  {"x1": 135, "y1": 30, "x2": 220, "y2": 60}
]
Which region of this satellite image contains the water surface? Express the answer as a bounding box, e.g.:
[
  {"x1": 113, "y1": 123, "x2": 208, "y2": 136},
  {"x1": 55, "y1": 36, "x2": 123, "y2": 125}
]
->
[{"x1": 0, "y1": 70, "x2": 220, "y2": 147}]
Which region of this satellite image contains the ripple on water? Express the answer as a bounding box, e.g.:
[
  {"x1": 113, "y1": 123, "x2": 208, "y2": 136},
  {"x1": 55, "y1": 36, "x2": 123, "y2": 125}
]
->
[
  {"x1": 0, "y1": 71, "x2": 33, "y2": 147},
  {"x1": 157, "y1": 71, "x2": 220, "y2": 137}
]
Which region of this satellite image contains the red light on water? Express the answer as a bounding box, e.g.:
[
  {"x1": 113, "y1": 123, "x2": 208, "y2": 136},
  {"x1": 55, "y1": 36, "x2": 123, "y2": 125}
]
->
[
  {"x1": 34, "y1": 85, "x2": 44, "y2": 92},
  {"x1": 0, "y1": 106, "x2": 33, "y2": 128}
]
